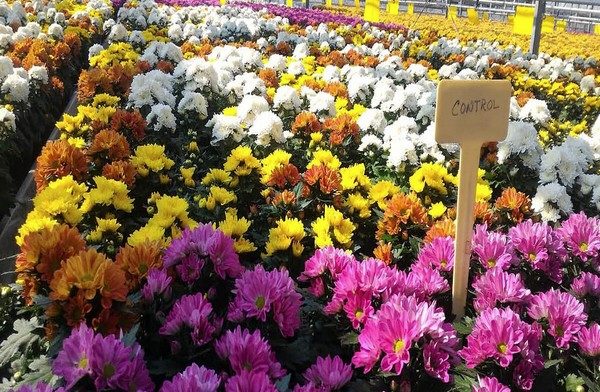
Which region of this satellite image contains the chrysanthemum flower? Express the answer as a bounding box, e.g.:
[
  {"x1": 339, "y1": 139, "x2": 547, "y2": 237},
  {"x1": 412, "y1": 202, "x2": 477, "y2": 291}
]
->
[
  {"x1": 407, "y1": 263, "x2": 450, "y2": 300},
  {"x1": 115, "y1": 240, "x2": 163, "y2": 289},
  {"x1": 304, "y1": 164, "x2": 341, "y2": 195},
  {"x1": 417, "y1": 236, "x2": 454, "y2": 272},
  {"x1": 471, "y1": 224, "x2": 516, "y2": 270},
  {"x1": 368, "y1": 180, "x2": 400, "y2": 209},
  {"x1": 217, "y1": 208, "x2": 257, "y2": 254},
  {"x1": 215, "y1": 327, "x2": 286, "y2": 380},
  {"x1": 34, "y1": 139, "x2": 89, "y2": 191},
  {"x1": 53, "y1": 323, "x2": 95, "y2": 389},
  {"x1": 570, "y1": 272, "x2": 600, "y2": 298},
  {"x1": 473, "y1": 376, "x2": 511, "y2": 392},
  {"x1": 576, "y1": 323, "x2": 600, "y2": 357},
  {"x1": 142, "y1": 268, "x2": 172, "y2": 302},
  {"x1": 264, "y1": 217, "x2": 305, "y2": 257},
  {"x1": 494, "y1": 187, "x2": 531, "y2": 224},
  {"x1": 423, "y1": 341, "x2": 452, "y2": 382},
  {"x1": 224, "y1": 145, "x2": 261, "y2": 176},
  {"x1": 409, "y1": 162, "x2": 456, "y2": 196},
  {"x1": 160, "y1": 292, "x2": 221, "y2": 346},
  {"x1": 312, "y1": 206, "x2": 355, "y2": 249},
  {"x1": 224, "y1": 369, "x2": 278, "y2": 392},
  {"x1": 131, "y1": 144, "x2": 175, "y2": 176},
  {"x1": 50, "y1": 249, "x2": 111, "y2": 301},
  {"x1": 80, "y1": 176, "x2": 134, "y2": 213},
  {"x1": 89, "y1": 333, "x2": 132, "y2": 390},
  {"x1": 302, "y1": 355, "x2": 352, "y2": 390},
  {"x1": 9, "y1": 381, "x2": 65, "y2": 392},
  {"x1": 472, "y1": 268, "x2": 531, "y2": 313},
  {"x1": 299, "y1": 246, "x2": 356, "y2": 296},
  {"x1": 159, "y1": 363, "x2": 220, "y2": 392},
  {"x1": 101, "y1": 160, "x2": 136, "y2": 188},
  {"x1": 527, "y1": 289, "x2": 587, "y2": 349},
  {"x1": 376, "y1": 191, "x2": 428, "y2": 240},
  {"x1": 88, "y1": 129, "x2": 131, "y2": 161},
  {"x1": 228, "y1": 265, "x2": 301, "y2": 337},
  {"x1": 557, "y1": 212, "x2": 600, "y2": 261}
]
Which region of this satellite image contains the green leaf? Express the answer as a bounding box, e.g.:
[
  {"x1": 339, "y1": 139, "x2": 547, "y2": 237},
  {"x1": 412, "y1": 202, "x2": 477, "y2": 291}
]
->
[
  {"x1": 121, "y1": 323, "x2": 140, "y2": 347},
  {"x1": 17, "y1": 356, "x2": 59, "y2": 387},
  {"x1": 339, "y1": 331, "x2": 359, "y2": 346},
  {"x1": 565, "y1": 374, "x2": 585, "y2": 392},
  {"x1": 544, "y1": 358, "x2": 562, "y2": 369},
  {"x1": 275, "y1": 374, "x2": 291, "y2": 392},
  {"x1": 453, "y1": 318, "x2": 474, "y2": 335},
  {"x1": 0, "y1": 318, "x2": 42, "y2": 366}
]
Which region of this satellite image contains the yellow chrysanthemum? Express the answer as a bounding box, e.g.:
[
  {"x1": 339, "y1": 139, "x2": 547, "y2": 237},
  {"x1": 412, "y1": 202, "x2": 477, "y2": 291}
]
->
[
  {"x1": 260, "y1": 149, "x2": 292, "y2": 184},
  {"x1": 340, "y1": 163, "x2": 372, "y2": 191},
  {"x1": 180, "y1": 167, "x2": 196, "y2": 187},
  {"x1": 312, "y1": 206, "x2": 355, "y2": 249},
  {"x1": 218, "y1": 208, "x2": 257, "y2": 253},
  {"x1": 202, "y1": 169, "x2": 232, "y2": 186},
  {"x1": 307, "y1": 150, "x2": 341, "y2": 170},
  {"x1": 131, "y1": 144, "x2": 175, "y2": 175},
  {"x1": 409, "y1": 162, "x2": 456, "y2": 196},
  {"x1": 128, "y1": 224, "x2": 166, "y2": 247},
  {"x1": 369, "y1": 180, "x2": 400, "y2": 209},
  {"x1": 199, "y1": 186, "x2": 237, "y2": 211},
  {"x1": 16, "y1": 210, "x2": 59, "y2": 246},
  {"x1": 89, "y1": 217, "x2": 122, "y2": 242},
  {"x1": 81, "y1": 176, "x2": 133, "y2": 213},
  {"x1": 345, "y1": 193, "x2": 371, "y2": 219},
  {"x1": 265, "y1": 217, "x2": 305, "y2": 257},
  {"x1": 223, "y1": 146, "x2": 261, "y2": 176},
  {"x1": 428, "y1": 202, "x2": 447, "y2": 219}
]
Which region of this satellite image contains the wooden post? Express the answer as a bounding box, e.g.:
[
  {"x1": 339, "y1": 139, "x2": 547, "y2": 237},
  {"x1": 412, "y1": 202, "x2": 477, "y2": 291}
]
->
[{"x1": 530, "y1": 0, "x2": 546, "y2": 55}]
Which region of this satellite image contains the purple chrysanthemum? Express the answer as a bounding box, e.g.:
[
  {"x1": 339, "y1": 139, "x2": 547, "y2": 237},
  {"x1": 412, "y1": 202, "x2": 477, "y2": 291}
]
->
[
  {"x1": 473, "y1": 376, "x2": 511, "y2": 392},
  {"x1": 228, "y1": 265, "x2": 301, "y2": 337},
  {"x1": 352, "y1": 294, "x2": 457, "y2": 378},
  {"x1": 527, "y1": 289, "x2": 587, "y2": 349},
  {"x1": 417, "y1": 236, "x2": 454, "y2": 272},
  {"x1": 570, "y1": 272, "x2": 600, "y2": 298},
  {"x1": 142, "y1": 268, "x2": 172, "y2": 302},
  {"x1": 159, "y1": 363, "x2": 220, "y2": 392},
  {"x1": 423, "y1": 341, "x2": 452, "y2": 383},
  {"x1": 9, "y1": 382, "x2": 65, "y2": 392},
  {"x1": 89, "y1": 333, "x2": 135, "y2": 391},
  {"x1": 224, "y1": 369, "x2": 278, "y2": 392},
  {"x1": 303, "y1": 355, "x2": 353, "y2": 390},
  {"x1": 163, "y1": 224, "x2": 243, "y2": 281},
  {"x1": 576, "y1": 323, "x2": 600, "y2": 357},
  {"x1": 159, "y1": 292, "x2": 221, "y2": 346},
  {"x1": 299, "y1": 246, "x2": 356, "y2": 297},
  {"x1": 471, "y1": 224, "x2": 516, "y2": 270},
  {"x1": 472, "y1": 268, "x2": 531, "y2": 313},
  {"x1": 214, "y1": 327, "x2": 286, "y2": 380},
  {"x1": 557, "y1": 212, "x2": 600, "y2": 261},
  {"x1": 52, "y1": 323, "x2": 95, "y2": 389},
  {"x1": 509, "y1": 220, "x2": 567, "y2": 283}
]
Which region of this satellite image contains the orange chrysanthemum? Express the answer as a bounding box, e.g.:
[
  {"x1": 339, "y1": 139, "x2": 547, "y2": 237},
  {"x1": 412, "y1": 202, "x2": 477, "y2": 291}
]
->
[
  {"x1": 156, "y1": 60, "x2": 174, "y2": 73},
  {"x1": 373, "y1": 242, "x2": 393, "y2": 265},
  {"x1": 63, "y1": 291, "x2": 92, "y2": 327},
  {"x1": 109, "y1": 109, "x2": 147, "y2": 142},
  {"x1": 17, "y1": 273, "x2": 39, "y2": 305},
  {"x1": 49, "y1": 249, "x2": 110, "y2": 301},
  {"x1": 115, "y1": 240, "x2": 163, "y2": 290},
  {"x1": 88, "y1": 129, "x2": 131, "y2": 161},
  {"x1": 100, "y1": 263, "x2": 128, "y2": 308},
  {"x1": 267, "y1": 163, "x2": 301, "y2": 189},
  {"x1": 291, "y1": 112, "x2": 321, "y2": 136},
  {"x1": 64, "y1": 32, "x2": 82, "y2": 56},
  {"x1": 376, "y1": 192, "x2": 429, "y2": 240},
  {"x1": 494, "y1": 187, "x2": 532, "y2": 224},
  {"x1": 304, "y1": 164, "x2": 341, "y2": 195},
  {"x1": 34, "y1": 139, "x2": 89, "y2": 191},
  {"x1": 323, "y1": 82, "x2": 348, "y2": 100},
  {"x1": 322, "y1": 113, "x2": 360, "y2": 147},
  {"x1": 271, "y1": 190, "x2": 298, "y2": 208},
  {"x1": 424, "y1": 218, "x2": 456, "y2": 243},
  {"x1": 258, "y1": 68, "x2": 279, "y2": 88},
  {"x1": 102, "y1": 160, "x2": 137, "y2": 188},
  {"x1": 16, "y1": 224, "x2": 86, "y2": 283},
  {"x1": 474, "y1": 201, "x2": 496, "y2": 226},
  {"x1": 92, "y1": 308, "x2": 138, "y2": 337}
]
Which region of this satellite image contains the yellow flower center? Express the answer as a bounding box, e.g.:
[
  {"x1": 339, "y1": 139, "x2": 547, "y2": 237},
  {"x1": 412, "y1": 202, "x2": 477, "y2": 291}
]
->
[
  {"x1": 394, "y1": 339, "x2": 406, "y2": 353},
  {"x1": 528, "y1": 253, "x2": 537, "y2": 261},
  {"x1": 486, "y1": 259, "x2": 497, "y2": 268},
  {"x1": 78, "y1": 357, "x2": 88, "y2": 369},
  {"x1": 255, "y1": 295, "x2": 266, "y2": 310},
  {"x1": 579, "y1": 242, "x2": 588, "y2": 252},
  {"x1": 440, "y1": 260, "x2": 447, "y2": 268},
  {"x1": 103, "y1": 363, "x2": 115, "y2": 378},
  {"x1": 355, "y1": 309, "x2": 364, "y2": 319},
  {"x1": 497, "y1": 343, "x2": 507, "y2": 354}
]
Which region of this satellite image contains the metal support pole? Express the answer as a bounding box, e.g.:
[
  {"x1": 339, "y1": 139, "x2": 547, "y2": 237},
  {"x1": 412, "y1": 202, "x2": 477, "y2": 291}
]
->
[{"x1": 530, "y1": 0, "x2": 546, "y2": 55}]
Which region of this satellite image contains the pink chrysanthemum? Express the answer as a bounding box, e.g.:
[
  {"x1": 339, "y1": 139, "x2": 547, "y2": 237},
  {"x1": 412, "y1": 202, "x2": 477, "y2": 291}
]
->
[
  {"x1": 214, "y1": 326, "x2": 286, "y2": 380},
  {"x1": 557, "y1": 212, "x2": 600, "y2": 261},
  {"x1": 142, "y1": 268, "x2": 172, "y2": 302},
  {"x1": 473, "y1": 376, "x2": 511, "y2": 392},
  {"x1": 228, "y1": 265, "x2": 302, "y2": 337},
  {"x1": 159, "y1": 293, "x2": 221, "y2": 346},
  {"x1": 52, "y1": 323, "x2": 95, "y2": 389},
  {"x1": 9, "y1": 382, "x2": 65, "y2": 392},
  {"x1": 352, "y1": 294, "x2": 457, "y2": 378},
  {"x1": 570, "y1": 272, "x2": 600, "y2": 298},
  {"x1": 224, "y1": 370, "x2": 278, "y2": 392},
  {"x1": 300, "y1": 246, "x2": 356, "y2": 282},
  {"x1": 159, "y1": 363, "x2": 220, "y2": 392},
  {"x1": 407, "y1": 263, "x2": 450, "y2": 300},
  {"x1": 417, "y1": 236, "x2": 454, "y2": 272},
  {"x1": 527, "y1": 289, "x2": 587, "y2": 349},
  {"x1": 508, "y1": 220, "x2": 567, "y2": 283},
  {"x1": 343, "y1": 291, "x2": 375, "y2": 329},
  {"x1": 472, "y1": 268, "x2": 531, "y2": 313},
  {"x1": 459, "y1": 307, "x2": 527, "y2": 368},
  {"x1": 423, "y1": 341, "x2": 452, "y2": 383},
  {"x1": 576, "y1": 323, "x2": 600, "y2": 357},
  {"x1": 302, "y1": 355, "x2": 353, "y2": 390},
  {"x1": 471, "y1": 224, "x2": 517, "y2": 270}
]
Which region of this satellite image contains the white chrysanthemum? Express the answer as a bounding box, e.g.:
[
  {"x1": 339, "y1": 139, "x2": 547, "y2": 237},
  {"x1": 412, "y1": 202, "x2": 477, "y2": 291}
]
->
[
  {"x1": 209, "y1": 114, "x2": 245, "y2": 144},
  {"x1": 128, "y1": 30, "x2": 146, "y2": 46},
  {"x1": 403, "y1": 83, "x2": 425, "y2": 112},
  {"x1": 248, "y1": 111, "x2": 287, "y2": 146},
  {"x1": 264, "y1": 54, "x2": 287, "y2": 72},
  {"x1": 0, "y1": 56, "x2": 14, "y2": 80},
  {"x1": 381, "y1": 88, "x2": 406, "y2": 113},
  {"x1": 168, "y1": 24, "x2": 183, "y2": 42},
  {"x1": 177, "y1": 92, "x2": 208, "y2": 120},
  {"x1": 224, "y1": 73, "x2": 266, "y2": 101},
  {"x1": 0, "y1": 107, "x2": 16, "y2": 140},
  {"x1": 287, "y1": 61, "x2": 306, "y2": 76},
  {"x1": 107, "y1": 23, "x2": 127, "y2": 42},
  {"x1": 580, "y1": 75, "x2": 596, "y2": 95},
  {"x1": 146, "y1": 104, "x2": 177, "y2": 133},
  {"x1": 292, "y1": 42, "x2": 309, "y2": 60},
  {"x1": 347, "y1": 74, "x2": 376, "y2": 104},
  {"x1": 357, "y1": 109, "x2": 387, "y2": 134},
  {"x1": 87, "y1": 44, "x2": 104, "y2": 60},
  {"x1": 497, "y1": 121, "x2": 543, "y2": 169},
  {"x1": 308, "y1": 91, "x2": 336, "y2": 120},
  {"x1": 519, "y1": 98, "x2": 551, "y2": 125},
  {"x1": 237, "y1": 95, "x2": 269, "y2": 126},
  {"x1": 509, "y1": 96, "x2": 520, "y2": 120},
  {"x1": 438, "y1": 63, "x2": 459, "y2": 79},
  {"x1": 47, "y1": 23, "x2": 63, "y2": 39},
  {"x1": 273, "y1": 85, "x2": 301, "y2": 112},
  {"x1": 358, "y1": 134, "x2": 383, "y2": 152},
  {"x1": 370, "y1": 78, "x2": 395, "y2": 108},
  {"x1": 454, "y1": 68, "x2": 479, "y2": 80},
  {"x1": 539, "y1": 136, "x2": 593, "y2": 187},
  {"x1": 27, "y1": 66, "x2": 48, "y2": 84},
  {"x1": 173, "y1": 58, "x2": 218, "y2": 93},
  {"x1": 1, "y1": 73, "x2": 29, "y2": 102},
  {"x1": 321, "y1": 65, "x2": 341, "y2": 83},
  {"x1": 129, "y1": 70, "x2": 175, "y2": 109},
  {"x1": 531, "y1": 183, "x2": 572, "y2": 222},
  {"x1": 407, "y1": 63, "x2": 427, "y2": 80}
]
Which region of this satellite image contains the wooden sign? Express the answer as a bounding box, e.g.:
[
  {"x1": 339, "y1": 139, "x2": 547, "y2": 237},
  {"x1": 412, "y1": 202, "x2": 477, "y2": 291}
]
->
[{"x1": 435, "y1": 80, "x2": 511, "y2": 317}]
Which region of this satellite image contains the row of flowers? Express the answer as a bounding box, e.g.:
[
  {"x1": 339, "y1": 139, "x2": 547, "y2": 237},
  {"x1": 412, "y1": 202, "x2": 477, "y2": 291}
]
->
[
  {"x1": 0, "y1": 0, "x2": 113, "y2": 217},
  {"x1": 1, "y1": 0, "x2": 599, "y2": 390}
]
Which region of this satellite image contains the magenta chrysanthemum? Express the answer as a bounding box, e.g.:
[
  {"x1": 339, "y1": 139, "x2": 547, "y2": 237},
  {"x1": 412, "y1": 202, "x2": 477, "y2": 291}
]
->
[
  {"x1": 576, "y1": 323, "x2": 600, "y2": 357},
  {"x1": 417, "y1": 236, "x2": 454, "y2": 272},
  {"x1": 508, "y1": 220, "x2": 567, "y2": 283},
  {"x1": 214, "y1": 326, "x2": 286, "y2": 380},
  {"x1": 570, "y1": 271, "x2": 600, "y2": 298},
  {"x1": 224, "y1": 369, "x2": 278, "y2": 392},
  {"x1": 557, "y1": 212, "x2": 600, "y2": 261},
  {"x1": 423, "y1": 341, "x2": 451, "y2": 382},
  {"x1": 9, "y1": 382, "x2": 65, "y2": 392},
  {"x1": 471, "y1": 224, "x2": 516, "y2": 270},
  {"x1": 352, "y1": 294, "x2": 457, "y2": 378},
  {"x1": 302, "y1": 355, "x2": 353, "y2": 390},
  {"x1": 472, "y1": 268, "x2": 531, "y2": 313},
  {"x1": 228, "y1": 265, "x2": 301, "y2": 337},
  {"x1": 473, "y1": 376, "x2": 511, "y2": 392},
  {"x1": 89, "y1": 333, "x2": 134, "y2": 391},
  {"x1": 142, "y1": 268, "x2": 172, "y2": 302},
  {"x1": 52, "y1": 323, "x2": 95, "y2": 389},
  {"x1": 159, "y1": 363, "x2": 220, "y2": 392},
  {"x1": 407, "y1": 263, "x2": 450, "y2": 300},
  {"x1": 159, "y1": 292, "x2": 221, "y2": 346},
  {"x1": 527, "y1": 289, "x2": 587, "y2": 349}
]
